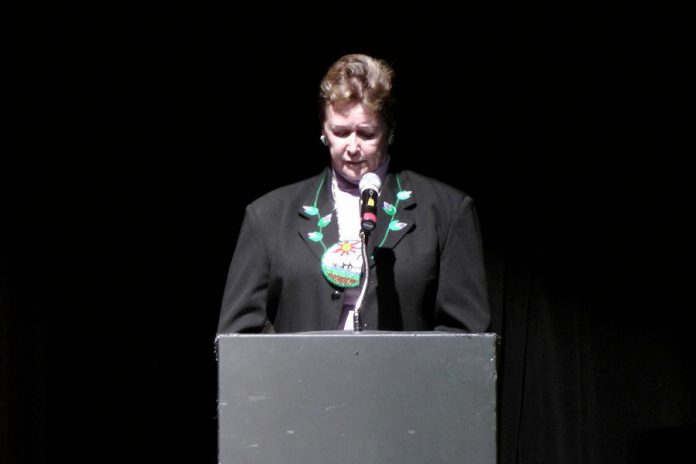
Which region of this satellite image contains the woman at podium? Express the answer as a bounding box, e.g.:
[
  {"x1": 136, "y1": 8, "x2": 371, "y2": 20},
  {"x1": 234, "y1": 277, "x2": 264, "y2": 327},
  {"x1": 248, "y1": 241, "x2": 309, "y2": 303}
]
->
[{"x1": 217, "y1": 53, "x2": 490, "y2": 334}]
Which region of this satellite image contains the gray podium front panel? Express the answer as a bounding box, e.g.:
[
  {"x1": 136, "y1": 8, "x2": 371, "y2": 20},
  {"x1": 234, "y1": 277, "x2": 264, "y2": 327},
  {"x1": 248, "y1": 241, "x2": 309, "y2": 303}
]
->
[{"x1": 217, "y1": 332, "x2": 498, "y2": 464}]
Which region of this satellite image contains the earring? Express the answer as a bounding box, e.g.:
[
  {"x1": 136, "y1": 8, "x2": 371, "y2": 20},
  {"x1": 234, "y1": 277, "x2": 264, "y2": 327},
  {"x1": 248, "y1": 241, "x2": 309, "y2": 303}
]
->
[
  {"x1": 388, "y1": 131, "x2": 394, "y2": 145},
  {"x1": 319, "y1": 135, "x2": 328, "y2": 146}
]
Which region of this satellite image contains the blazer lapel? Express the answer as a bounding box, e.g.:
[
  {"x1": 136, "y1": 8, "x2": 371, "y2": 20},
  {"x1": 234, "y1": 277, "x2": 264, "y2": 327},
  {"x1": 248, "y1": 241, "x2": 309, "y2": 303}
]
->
[
  {"x1": 297, "y1": 169, "x2": 338, "y2": 262},
  {"x1": 366, "y1": 171, "x2": 417, "y2": 266}
]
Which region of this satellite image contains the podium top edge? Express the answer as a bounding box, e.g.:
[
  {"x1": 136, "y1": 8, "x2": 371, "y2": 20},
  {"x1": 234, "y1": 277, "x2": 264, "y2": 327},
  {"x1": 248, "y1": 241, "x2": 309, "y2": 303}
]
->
[{"x1": 215, "y1": 331, "x2": 498, "y2": 341}]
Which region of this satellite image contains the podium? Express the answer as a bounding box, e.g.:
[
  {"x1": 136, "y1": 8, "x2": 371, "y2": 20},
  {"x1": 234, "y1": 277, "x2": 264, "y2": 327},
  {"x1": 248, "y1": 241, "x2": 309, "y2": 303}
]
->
[{"x1": 216, "y1": 331, "x2": 498, "y2": 464}]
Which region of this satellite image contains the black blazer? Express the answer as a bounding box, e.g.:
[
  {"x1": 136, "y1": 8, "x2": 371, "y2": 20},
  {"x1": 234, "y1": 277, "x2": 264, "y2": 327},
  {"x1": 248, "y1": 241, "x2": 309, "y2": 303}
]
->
[{"x1": 217, "y1": 168, "x2": 490, "y2": 333}]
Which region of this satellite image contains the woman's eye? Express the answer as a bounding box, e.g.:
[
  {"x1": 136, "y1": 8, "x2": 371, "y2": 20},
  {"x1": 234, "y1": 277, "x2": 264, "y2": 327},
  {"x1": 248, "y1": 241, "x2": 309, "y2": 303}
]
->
[{"x1": 331, "y1": 129, "x2": 378, "y2": 139}]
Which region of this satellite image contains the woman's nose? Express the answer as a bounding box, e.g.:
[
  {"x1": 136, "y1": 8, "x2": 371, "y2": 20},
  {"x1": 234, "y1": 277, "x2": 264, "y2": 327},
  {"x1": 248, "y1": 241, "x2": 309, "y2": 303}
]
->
[{"x1": 346, "y1": 133, "x2": 358, "y2": 154}]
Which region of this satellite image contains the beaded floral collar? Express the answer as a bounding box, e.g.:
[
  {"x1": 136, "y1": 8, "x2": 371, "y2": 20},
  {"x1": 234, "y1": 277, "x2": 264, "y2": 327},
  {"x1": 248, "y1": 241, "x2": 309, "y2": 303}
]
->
[{"x1": 302, "y1": 172, "x2": 412, "y2": 288}]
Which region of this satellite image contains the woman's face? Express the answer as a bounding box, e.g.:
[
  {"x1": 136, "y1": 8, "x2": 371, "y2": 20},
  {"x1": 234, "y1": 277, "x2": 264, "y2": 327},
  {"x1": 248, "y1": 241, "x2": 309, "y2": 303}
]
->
[{"x1": 322, "y1": 102, "x2": 389, "y2": 183}]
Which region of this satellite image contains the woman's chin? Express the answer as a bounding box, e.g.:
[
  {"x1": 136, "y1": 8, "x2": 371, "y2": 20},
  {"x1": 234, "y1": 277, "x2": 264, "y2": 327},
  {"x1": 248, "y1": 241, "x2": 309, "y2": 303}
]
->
[{"x1": 342, "y1": 165, "x2": 366, "y2": 181}]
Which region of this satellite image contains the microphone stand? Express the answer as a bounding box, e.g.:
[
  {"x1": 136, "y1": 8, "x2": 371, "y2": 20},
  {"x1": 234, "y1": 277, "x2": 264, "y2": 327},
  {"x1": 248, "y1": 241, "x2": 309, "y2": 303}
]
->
[{"x1": 352, "y1": 229, "x2": 370, "y2": 332}]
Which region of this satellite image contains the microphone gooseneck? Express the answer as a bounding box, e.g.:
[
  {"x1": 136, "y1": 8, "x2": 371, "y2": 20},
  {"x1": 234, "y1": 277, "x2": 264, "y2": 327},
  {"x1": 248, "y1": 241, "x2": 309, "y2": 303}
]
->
[
  {"x1": 353, "y1": 229, "x2": 370, "y2": 332},
  {"x1": 353, "y1": 172, "x2": 381, "y2": 332}
]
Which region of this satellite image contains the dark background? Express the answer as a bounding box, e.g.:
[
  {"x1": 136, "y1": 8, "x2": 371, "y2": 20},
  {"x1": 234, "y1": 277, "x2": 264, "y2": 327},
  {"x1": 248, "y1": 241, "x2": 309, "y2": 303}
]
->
[{"x1": 2, "y1": 3, "x2": 693, "y2": 463}]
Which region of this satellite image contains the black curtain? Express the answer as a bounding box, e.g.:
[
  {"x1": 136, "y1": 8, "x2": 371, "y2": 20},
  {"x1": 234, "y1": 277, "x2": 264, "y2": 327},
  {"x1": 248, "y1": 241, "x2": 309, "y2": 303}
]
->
[{"x1": 2, "y1": 4, "x2": 693, "y2": 464}]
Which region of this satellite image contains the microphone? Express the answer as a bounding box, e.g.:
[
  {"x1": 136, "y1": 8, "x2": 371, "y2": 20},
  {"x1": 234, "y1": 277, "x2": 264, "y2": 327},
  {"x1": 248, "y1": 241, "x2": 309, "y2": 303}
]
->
[
  {"x1": 359, "y1": 172, "x2": 381, "y2": 234},
  {"x1": 353, "y1": 172, "x2": 381, "y2": 332}
]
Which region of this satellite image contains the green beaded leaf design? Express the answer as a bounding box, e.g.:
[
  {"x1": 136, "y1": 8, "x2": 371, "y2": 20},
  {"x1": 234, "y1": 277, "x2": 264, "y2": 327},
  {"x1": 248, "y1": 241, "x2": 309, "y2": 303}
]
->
[
  {"x1": 317, "y1": 213, "x2": 332, "y2": 228},
  {"x1": 308, "y1": 231, "x2": 323, "y2": 242},
  {"x1": 375, "y1": 174, "x2": 411, "y2": 248},
  {"x1": 389, "y1": 220, "x2": 408, "y2": 231},
  {"x1": 303, "y1": 205, "x2": 319, "y2": 216}
]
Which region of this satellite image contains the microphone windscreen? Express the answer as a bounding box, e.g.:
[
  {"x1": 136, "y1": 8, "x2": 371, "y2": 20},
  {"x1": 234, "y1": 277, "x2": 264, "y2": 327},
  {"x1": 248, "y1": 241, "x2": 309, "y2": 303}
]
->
[{"x1": 359, "y1": 172, "x2": 381, "y2": 194}]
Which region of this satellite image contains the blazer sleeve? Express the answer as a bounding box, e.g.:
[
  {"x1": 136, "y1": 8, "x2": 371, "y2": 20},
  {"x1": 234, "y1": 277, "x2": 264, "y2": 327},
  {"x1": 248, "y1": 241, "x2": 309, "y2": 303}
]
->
[
  {"x1": 217, "y1": 205, "x2": 273, "y2": 334},
  {"x1": 434, "y1": 195, "x2": 491, "y2": 332}
]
